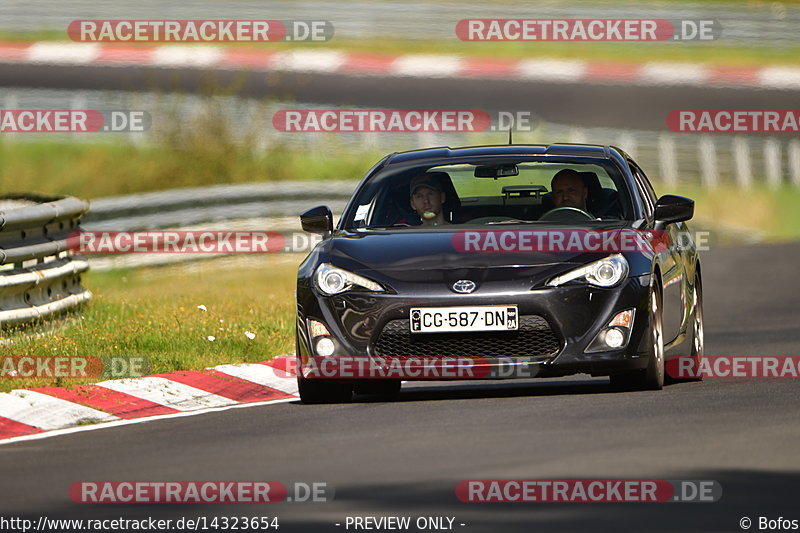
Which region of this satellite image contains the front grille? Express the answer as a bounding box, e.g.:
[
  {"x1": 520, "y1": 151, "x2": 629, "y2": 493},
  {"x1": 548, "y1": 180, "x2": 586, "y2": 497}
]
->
[{"x1": 374, "y1": 315, "x2": 561, "y2": 360}]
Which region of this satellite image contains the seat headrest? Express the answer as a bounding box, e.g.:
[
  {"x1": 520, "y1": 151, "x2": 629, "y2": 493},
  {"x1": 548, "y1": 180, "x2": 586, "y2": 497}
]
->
[
  {"x1": 578, "y1": 172, "x2": 603, "y2": 197},
  {"x1": 436, "y1": 172, "x2": 461, "y2": 212}
]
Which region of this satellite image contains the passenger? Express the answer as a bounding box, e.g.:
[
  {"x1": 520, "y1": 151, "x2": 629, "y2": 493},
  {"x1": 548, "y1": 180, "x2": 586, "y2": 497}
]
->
[
  {"x1": 409, "y1": 173, "x2": 449, "y2": 226},
  {"x1": 551, "y1": 169, "x2": 589, "y2": 212}
]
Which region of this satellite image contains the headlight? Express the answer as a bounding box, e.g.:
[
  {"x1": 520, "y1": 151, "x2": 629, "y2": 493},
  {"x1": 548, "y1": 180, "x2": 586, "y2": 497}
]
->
[
  {"x1": 314, "y1": 263, "x2": 384, "y2": 296},
  {"x1": 546, "y1": 254, "x2": 629, "y2": 288}
]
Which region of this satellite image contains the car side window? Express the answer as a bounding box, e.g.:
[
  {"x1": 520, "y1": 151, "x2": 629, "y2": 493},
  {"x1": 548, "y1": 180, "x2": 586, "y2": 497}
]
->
[
  {"x1": 629, "y1": 161, "x2": 655, "y2": 220},
  {"x1": 633, "y1": 162, "x2": 658, "y2": 205}
]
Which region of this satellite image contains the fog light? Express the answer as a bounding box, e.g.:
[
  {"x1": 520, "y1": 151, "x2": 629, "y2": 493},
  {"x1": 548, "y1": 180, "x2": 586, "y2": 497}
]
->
[
  {"x1": 315, "y1": 337, "x2": 335, "y2": 357},
  {"x1": 585, "y1": 308, "x2": 636, "y2": 353},
  {"x1": 604, "y1": 328, "x2": 625, "y2": 348}
]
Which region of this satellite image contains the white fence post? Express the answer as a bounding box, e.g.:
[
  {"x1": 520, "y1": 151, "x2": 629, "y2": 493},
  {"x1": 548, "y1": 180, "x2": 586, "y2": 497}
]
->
[
  {"x1": 418, "y1": 131, "x2": 437, "y2": 149},
  {"x1": 698, "y1": 136, "x2": 718, "y2": 189},
  {"x1": 658, "y1": 133, "x2": 678, "y2": 187},
  {"x1": 3, "y1": 92, "x2": 18, "y2": 139},
  {"x1": 360, "y1": 132, "x2": 380, "y2": 150},
  {"x1": 617, "y1": 131, "x2": 636, "y2": 158},
  {"x1": 732, "y1": 136, "x2": 752, "y2": 189},
  {"x1": 788, "y1": 139, "x2": 800, "y2": 187},
  {"x1": 764, "y1": 139, "x2": 782, "y2": 189},
  {"x1": 568, "y1": 127, "x2": 586, "y2": 144},
  {"x1": 252, "y1": 101, "x2": 272, "y2": 153}
]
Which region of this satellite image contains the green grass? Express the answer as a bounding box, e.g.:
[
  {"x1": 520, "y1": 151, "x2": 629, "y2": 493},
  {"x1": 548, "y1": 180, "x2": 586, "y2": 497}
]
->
[
  {"x1": 655, "y1": 182, "x2": 800, "y2": 241},
  {"x1": 0, "y1": 139, "x2": 384, "y2": 198},
  {"x1": 0, "y1": 256, "x2": 300, "y2": 392},
  {"x1": 0, "y1": 91, "x2": 386, "y2": 197}
]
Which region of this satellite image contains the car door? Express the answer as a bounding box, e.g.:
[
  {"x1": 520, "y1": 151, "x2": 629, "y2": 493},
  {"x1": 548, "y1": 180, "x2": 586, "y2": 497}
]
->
[{"x1": 629, "y1": 161, "x2": 684, "y2": 346}]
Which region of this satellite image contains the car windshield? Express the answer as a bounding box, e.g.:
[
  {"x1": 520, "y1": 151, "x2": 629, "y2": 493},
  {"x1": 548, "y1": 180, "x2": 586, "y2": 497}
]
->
[{"x1": 344, "y1": 159, "x2": 633, "y2": 230}]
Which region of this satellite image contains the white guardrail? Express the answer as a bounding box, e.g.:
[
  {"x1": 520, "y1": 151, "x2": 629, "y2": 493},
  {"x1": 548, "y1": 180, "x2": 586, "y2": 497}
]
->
[
  {"x1": 80, "y1": 181, "x2": 354, "y2": 271},
  {"x1": 0, "y1": 195, "x2": 91, "y2": 327},
  {"x1": 1, "y1": 0, "x2": 799, "y2": 47},
  {"x1": 558, "y1": 127, "x2": 800, "y2": 190}
]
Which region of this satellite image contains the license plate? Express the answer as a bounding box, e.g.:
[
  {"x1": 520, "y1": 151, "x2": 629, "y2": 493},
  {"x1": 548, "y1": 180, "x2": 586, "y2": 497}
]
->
[{"x1": 409, "y1": 306, "x2": 518, "y2": 333}]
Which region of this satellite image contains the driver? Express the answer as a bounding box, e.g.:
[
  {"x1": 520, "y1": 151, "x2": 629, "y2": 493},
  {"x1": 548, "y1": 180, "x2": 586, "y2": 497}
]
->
[
  {"x1": 410, "y1": 172, "x2": 449, "y2": 226},
  {"x1": 551, "y1": 169, "x2": 589, "y2": 212}
]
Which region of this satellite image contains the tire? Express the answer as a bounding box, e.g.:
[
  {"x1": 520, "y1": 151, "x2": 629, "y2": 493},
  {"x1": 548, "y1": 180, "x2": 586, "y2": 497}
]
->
[
  {"x1": 684, "y1": 279, "x2": 705, "y2": 381},
  {"x1": 664, "y1": 276, "x2": 705, "y2": 384},
  {"x1": 610, "y1": 285, "x2": 664, "y2": 391},
  {"x1": 353, "y1": 379, "x2": 402, "y2": 398},
  {"x1": 297, "y1": 377, "x2": 353, "y2": 404},
  {"x1": 643, "y1": 287, "x2": 666, "y2": 390}
]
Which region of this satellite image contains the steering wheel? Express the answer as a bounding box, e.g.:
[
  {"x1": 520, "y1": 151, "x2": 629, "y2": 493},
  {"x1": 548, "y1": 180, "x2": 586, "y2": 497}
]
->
[{"x1": 538, "y1": 207, "x2": 596, "y2": 222}]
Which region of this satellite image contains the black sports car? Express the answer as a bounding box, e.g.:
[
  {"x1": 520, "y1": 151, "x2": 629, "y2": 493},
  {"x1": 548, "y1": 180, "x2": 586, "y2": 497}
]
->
[{"x1": 295, "y1": 144, "x2": 703, "y2": 403}]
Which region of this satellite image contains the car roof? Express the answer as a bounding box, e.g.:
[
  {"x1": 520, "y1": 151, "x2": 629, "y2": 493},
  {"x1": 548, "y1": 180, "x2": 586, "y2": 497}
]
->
[{"x1": 385, "y1": 144, "x2": 626, "y2": 166}]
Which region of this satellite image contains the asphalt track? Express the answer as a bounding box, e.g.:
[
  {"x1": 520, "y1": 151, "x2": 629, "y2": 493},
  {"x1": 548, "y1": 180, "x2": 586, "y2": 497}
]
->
[
  {"x1": 1, "y1": 241, "x2": 799, "y2": 532},
  {"x1": 2, "y1": 63, "x2": 799, "y2": 133}
]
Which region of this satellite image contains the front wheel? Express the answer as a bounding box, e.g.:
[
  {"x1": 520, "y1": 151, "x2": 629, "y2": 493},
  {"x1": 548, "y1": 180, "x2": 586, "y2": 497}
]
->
[
  {"x1": 610, "y1": 286, "x2": 664, "y2": 391},
  {"x1": 643, "y1": 287, "x2": 665, "y2": 389},
  {"x1": 673, "y1": 279, "x2": 704, "y2": 382},
  {"x1": 297, "y1": 377, "x2": 353, "y2": 404}
]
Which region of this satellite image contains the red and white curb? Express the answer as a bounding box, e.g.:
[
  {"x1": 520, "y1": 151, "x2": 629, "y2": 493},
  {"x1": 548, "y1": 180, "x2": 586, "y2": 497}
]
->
[
  {"x1": 0, "y1": 356, "x2": 298, "y2": 444},
  {"x1": 1, "y1": 41, "x2": 800, "y2": 90}
]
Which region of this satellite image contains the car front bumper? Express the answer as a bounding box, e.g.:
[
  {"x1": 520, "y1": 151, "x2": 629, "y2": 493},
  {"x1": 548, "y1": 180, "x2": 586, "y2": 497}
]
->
[{"x1": 296, "y1": 274, "x2": 654, "y2": 380}]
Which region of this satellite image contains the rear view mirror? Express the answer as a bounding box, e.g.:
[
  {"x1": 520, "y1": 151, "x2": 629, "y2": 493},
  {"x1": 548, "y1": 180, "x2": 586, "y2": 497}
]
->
[
  {"x1": 475, "y1": 164, "x2": 519, "y2": 178},
  {"x1": 654, "y1": 195, "x2": 694, "y2": 224},
  {"x1": 300, "y1": 205, "x2": 333, "y2": 234}
]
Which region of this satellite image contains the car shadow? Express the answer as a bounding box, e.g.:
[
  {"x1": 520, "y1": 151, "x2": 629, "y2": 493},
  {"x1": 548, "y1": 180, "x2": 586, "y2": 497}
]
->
[{"x1": 350, "y1": 376, "x2": 690, "y2": 403}]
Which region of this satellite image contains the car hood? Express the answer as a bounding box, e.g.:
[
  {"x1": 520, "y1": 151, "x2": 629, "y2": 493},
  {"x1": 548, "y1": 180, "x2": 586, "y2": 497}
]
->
[{"x1": 320, "y1": 223, "x2": 645, "y2": 290}]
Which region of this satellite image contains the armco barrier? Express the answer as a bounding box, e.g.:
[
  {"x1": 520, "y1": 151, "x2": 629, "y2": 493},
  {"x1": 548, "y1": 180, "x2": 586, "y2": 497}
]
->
[
  {"x1": 0, "y1": 194, "x2": 91, "y2": 327},
  {"x1": 82, "y1": 181, "x2": 355, "y2": 231},
  {"x1": 78, "y1": 181, "x2": 354, "y2": 271}
]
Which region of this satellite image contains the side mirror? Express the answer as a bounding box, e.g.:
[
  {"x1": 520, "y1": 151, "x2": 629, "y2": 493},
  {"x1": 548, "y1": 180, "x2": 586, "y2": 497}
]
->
[
  {"x1": 654, "y1": 195, "x2": 694, "y2": 225},
  {"x1": 300, "y1": 205, "x2": 333, "y2": 234}
]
